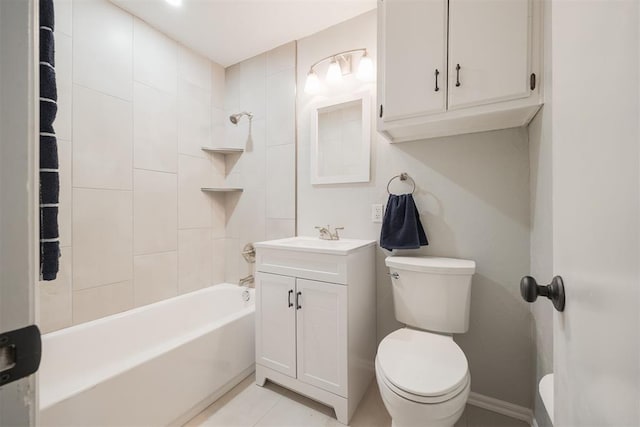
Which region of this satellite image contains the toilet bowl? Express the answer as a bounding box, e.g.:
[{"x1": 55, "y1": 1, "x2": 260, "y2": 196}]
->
[
  {"x1": 375, "y1": 328, "x2": 470, "y2": 427},
  {"x1": 378, "y1": 256, "x2": 475, "y2": 427}
]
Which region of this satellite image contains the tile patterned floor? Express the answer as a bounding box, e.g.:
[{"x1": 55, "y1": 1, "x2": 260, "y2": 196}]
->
[{"x1": 184, "y1": 374, "x2": 530, "y2": 427}]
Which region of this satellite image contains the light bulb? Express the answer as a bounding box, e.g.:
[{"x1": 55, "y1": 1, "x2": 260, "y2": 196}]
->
[
  {"x1": 165, "y1": 0, "x2": 182, "y2": 6},
  {"x1": 326, "y1": 59, "x2": 343, "y2": 84},
  {"x1": 357, "y1": 52, "x2": 374, "y2": 82},
  {"x1": 304, "y1": 70, "x2": 321, "y2": 94}
]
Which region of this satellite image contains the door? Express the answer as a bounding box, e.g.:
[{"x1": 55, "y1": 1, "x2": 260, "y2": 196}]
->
[
  {"x1": 295, "y1": 279, "x2": 347, "y2": 397},
  {"x1": 551, "y1": 0, "x2": 639, "y2": 425},
  {"x1": 379, "y1": 0, "x2": 447, "y2": 122},
  {"x1": 448, "y1": 0, "x2": 531, "y2": 109},
  {"x1": 0, "y1": 0, "x2": 40, "y2": 426},
  {"x1": 255, "y1": 272, "x2": 297, "y2": 377}
]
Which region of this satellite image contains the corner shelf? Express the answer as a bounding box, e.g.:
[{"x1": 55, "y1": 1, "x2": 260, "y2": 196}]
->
[
  {"x1": 201, "y1": 187, "x2": 243, "y2": 193},
  {"x1": 201, "y1": 146, "x2": 244, "y2": 155}
]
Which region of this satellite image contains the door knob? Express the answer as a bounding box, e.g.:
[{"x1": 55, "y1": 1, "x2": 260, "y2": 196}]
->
[{"x1": 520, "y1": 276, "x2": 565, "y2": 312}]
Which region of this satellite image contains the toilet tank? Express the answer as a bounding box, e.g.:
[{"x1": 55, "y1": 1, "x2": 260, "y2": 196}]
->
[{"x1": 385, "y1": 256, "x2": 476, "y2": 333}]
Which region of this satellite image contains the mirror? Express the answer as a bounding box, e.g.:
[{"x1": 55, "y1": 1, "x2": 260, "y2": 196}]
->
[{"x1": 310, "y1": 92, "x2": 371, "y2": 184}]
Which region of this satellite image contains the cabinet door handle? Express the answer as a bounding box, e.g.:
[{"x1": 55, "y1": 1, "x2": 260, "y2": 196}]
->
[
  {"x1": 288, "y1": 290, "x2": 293, "y2": 308},
  {"x1": 434, "y1": 69, "x2": 440, "y2": 92},
  {"x1": 455, "y1": 64, "x2": 461, "y2": 87},
  {"x1": 296, "y1": 292, "x2": 302, "y2": 310}
]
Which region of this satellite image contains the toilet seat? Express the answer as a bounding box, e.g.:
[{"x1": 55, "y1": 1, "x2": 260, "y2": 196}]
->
[
  {"x1": 376, "y1": 328, "x2": 469, "y2": 404},
  {"x1": 376, "y1": 358, "x2": 470, "y2": 404}
]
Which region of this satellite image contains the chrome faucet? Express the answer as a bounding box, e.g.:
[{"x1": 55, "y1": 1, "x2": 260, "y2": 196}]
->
[{"x1": 314, "y1": 225, "x2": 344, "y2": 241}]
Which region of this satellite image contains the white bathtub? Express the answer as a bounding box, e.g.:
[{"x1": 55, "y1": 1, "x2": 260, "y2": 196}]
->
[{"x1": 39, "y1": 283, "x2": 255, "y2": 427}]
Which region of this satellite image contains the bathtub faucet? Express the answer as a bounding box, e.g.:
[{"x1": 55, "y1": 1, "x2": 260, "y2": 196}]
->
[{"x1": 239, "y1": 274, "x2": 254, "y2": 288}]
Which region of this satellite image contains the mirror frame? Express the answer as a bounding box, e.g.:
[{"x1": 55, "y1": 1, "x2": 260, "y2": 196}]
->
[{"x1": 310, "y1": 91, "x2": 371, "y2": 185}]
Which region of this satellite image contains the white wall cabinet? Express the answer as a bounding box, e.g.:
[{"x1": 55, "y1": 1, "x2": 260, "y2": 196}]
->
[
  {"x1": 254, "y1": 238, "x2": 376, "y2": 425},
  {"x1": 377, "y1": 0, "x2": 543, "y2": 142}
]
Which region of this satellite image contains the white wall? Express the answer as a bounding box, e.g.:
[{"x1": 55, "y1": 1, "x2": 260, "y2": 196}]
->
[
  {"x1": 222, "y1": 42, "x2": 297, "y2": 283},
  {"x1": 39, "y1": 0, "x2": 227, "y2": 332},
  {"x1": 297, "y1": 10, "x2": 534, "y2": 408}
]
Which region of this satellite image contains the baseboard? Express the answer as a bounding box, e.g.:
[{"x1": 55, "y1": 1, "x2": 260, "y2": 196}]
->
[{"x1": 467, "y1": 392, "x2": 533, "y2": 425}]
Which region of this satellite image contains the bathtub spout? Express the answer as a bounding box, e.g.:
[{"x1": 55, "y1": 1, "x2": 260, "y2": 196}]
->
[{"x1": 239, "y1": 274, "x2": 254, "y2": 288}]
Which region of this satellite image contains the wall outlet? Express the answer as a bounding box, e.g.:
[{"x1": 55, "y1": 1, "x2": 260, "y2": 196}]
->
[{"x1": 372, "y1": 204, "x2": 384, "y2": 223}]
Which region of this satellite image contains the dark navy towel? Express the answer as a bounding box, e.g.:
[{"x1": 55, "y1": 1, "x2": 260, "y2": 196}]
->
[
  {"x1": 380, "y1": 194, "x2": 428, "y2": 251},
  {"x1": 40, "y1": 0, "x2": 60, "y2": 281}
]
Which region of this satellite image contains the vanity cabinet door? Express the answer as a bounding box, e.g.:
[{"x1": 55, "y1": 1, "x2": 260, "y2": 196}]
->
[
  {"x1": 256, "y1": 272, "x2": 297, "y2": 378},
  {"x1": 448, "y1": 0, "x2": 531, "y2": 109},
  {"x1": 295, "y1": 279, "x2": 348, "y2": 397},
  {"x1": 379, "y1": 0, "x2": 447, "y2": 122}
]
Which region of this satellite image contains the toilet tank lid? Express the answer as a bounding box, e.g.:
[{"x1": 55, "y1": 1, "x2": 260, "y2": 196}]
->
[{"x1": 385, "y1": 256, "x2": 476, "y2": 274}]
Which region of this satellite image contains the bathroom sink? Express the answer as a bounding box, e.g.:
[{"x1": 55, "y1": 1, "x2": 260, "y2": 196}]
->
[{"x1": 254, "y1": 236, "x2": 376, "y2": 255}]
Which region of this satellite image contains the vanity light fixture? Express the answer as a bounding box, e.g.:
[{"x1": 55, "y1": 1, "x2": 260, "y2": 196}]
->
[
  {"x1": 165, "y1": 0, "x2": 182, "y2": 7},
  {"x1": 304, "y1": 70, "x2": 321, "y2": 95},
  {"x1": 326, "y1": 59, "x2": 343, "y2": 84},
  {"x1": 304, "y1": 48, "x2": 374, "y2": 94},
  {"x1": 356, "y1": 51, "x2": 374, "y2": 82}
]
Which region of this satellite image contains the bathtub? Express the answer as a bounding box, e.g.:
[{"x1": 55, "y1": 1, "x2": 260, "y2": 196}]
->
[{"x1": 39, "y1": 283, "x2": 255, "y2": 426}]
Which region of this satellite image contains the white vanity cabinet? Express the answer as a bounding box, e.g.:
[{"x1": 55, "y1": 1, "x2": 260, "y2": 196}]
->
[
  {"x1": 254, "y1": 237, "x2": 376, "y2": 425},
  {"x1": 377, "y1": 0, "x2": 543, "y2": 142}
]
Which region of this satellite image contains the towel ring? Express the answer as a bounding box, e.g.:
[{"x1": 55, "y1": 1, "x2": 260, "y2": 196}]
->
[{"x1": 387, "y1": 173, "x2": 416, "y2": 195}]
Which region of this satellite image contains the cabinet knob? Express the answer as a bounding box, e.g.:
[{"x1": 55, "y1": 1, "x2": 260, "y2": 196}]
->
[{"x1": 520, "y1": 276, "x2": 566, "y2": 312}]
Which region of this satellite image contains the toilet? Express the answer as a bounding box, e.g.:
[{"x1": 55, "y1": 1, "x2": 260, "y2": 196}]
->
[{"x1": 376, "y1": 256, "x2": 476, "y2": 427}]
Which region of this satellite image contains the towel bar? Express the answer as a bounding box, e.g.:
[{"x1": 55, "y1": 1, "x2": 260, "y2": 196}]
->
[{"x1": 386, "y1": 173, "x2": 416, "y2": 195}]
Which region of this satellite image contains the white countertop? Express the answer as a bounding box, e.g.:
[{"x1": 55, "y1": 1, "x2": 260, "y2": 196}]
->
[{"x1": 254, "y1": 236, "x2": 377, "y2": 255}]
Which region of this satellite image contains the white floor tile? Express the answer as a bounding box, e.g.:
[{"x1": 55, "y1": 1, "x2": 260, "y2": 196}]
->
[{"x1": 185, "y1": 373, "x2": 528, "y2": 427}]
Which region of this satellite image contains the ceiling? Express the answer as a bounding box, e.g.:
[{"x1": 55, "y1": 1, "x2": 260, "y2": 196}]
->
[{"x1": 110, "y1": 0, "x2": 376, "y2": 67}]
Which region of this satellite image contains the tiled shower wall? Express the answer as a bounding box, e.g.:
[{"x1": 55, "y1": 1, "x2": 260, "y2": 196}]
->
[
  {"x1": 222, "y1": 43, "x2": 297, "y2": 283},
  {"x1": 39, "y1": 0, "x2": 228, "y2": 332}
]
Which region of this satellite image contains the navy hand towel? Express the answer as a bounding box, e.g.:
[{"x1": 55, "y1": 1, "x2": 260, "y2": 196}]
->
[
  {"x1": 40, "y1": 0, "x2": 60, "y2": 281},
  {"x1": 380, "y1": 194, "x2": 428, "y2": 250}
]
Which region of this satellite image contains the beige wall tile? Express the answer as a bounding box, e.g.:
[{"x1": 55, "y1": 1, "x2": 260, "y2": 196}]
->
[
  {"x1": 72, "y1": 188, "x2": 133, "y2": 290},
  {"x1": 224, "y1": 238, "x2": 241, "y2": 284},
  {"x1": 55, "y1": 33, "x2": 73, "y2": 142},
  {"x1": 133, "y1": 251, "x2": 178, "y2": 306},
  {"x1": 212, "y1": 239, "x2": 226, "y2": 285},
  {"x1": 266, "y1": 69, "x2": 295, "y2": 147},
  {"x1": 211, "y1": 197, "x2": 226, "y2": 239},
  {"x1": 178, "y1": 155, "x2": 214, "y2": 229},
  {"x1": 73, "y1": 280, "x2": 133, "y2": 324},
  {"x1": 224, "y1": 64, "x2": 241, "y2": 112},
  {"x1": 178, "y1": 47, "x2": 212, "y2": 94},
  {"x1": 178, "y1": 229, "x2": 213, "y2": 294},
  {"x1": 178, "y1": 91, "x2": 212, "y2": 158},
  {"x1": 266, "y1": 144, "x2": 295, "y2": 219},
  {"x1": 266, "y1": 42, "x2": 296, "y2": 76},
  {"x1": 134, "y1": 170, "x2": 178, "y2": 255},
  {"x1": 73, "y1": 0, "x2": 132, "y2": 100},
  {"x1": 239, "y1": 54, "x2": 266, "y2": 120},
  {"x1": 266, "y1": 219, "x2": 296, "y2": 240},
  {"x1": 133, "y1": 18, "x2": 178, "y2": 95},
  {"x1": 211, "y1": 63, "x2": 226, "y2": 109},
  {"x1": 54, "y1": 0, "x2": 73, "y2": 37},
  {"x1": 73, "y1": 85, "x2": 133, "y2": 190},
  {"x1": 39, "y1": 247, "x2": 73, "y2": 333},
  {"x1": 57, "y1": 139, "x2": 72, "y2": 247},
  {"x1": 133, "y1": 82, "x2": 178, "y2": 173},
  {"x1": 211, "y1": 107, "x2": 226, "y2": 148}
]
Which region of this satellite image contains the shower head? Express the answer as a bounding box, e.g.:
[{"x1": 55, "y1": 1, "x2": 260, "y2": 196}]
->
[{"x1": 229, "y1": 111, "x2": 253, "y2": 125}]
